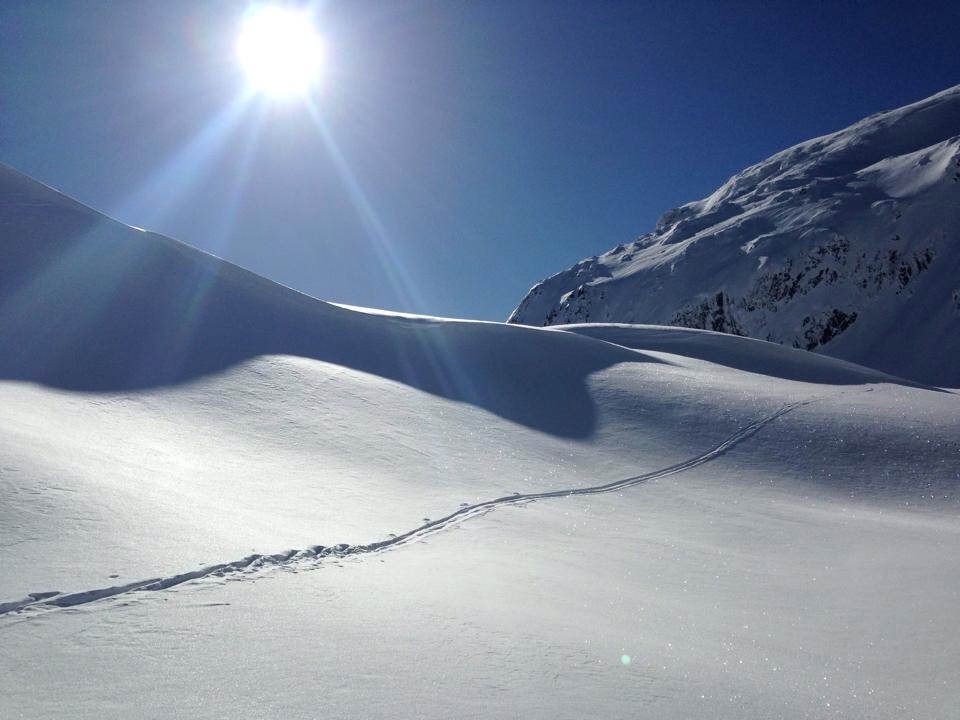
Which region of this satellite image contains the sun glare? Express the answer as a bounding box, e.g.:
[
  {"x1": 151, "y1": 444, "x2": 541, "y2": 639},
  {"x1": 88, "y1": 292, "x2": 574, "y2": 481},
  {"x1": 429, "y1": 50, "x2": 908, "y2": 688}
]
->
[{"x1": 236, "y1": 5, "x2": 324, "y2": 98}]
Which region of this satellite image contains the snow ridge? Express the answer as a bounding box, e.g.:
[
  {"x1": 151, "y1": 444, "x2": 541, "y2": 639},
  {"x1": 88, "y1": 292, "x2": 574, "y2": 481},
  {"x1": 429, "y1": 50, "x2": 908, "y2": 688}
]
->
[
  {"x1": 508, "y1": 85, "x2": 960, "y2": 386},
  {"x1": 0, "y1": 398, "x2": 808, "y2": 620}
]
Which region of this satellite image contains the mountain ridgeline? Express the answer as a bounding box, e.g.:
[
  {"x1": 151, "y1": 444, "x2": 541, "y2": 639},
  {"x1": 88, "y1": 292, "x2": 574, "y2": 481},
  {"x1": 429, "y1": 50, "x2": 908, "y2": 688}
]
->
[{"x1": 508, "y1": 86, "x2": 960, "y2": 386}]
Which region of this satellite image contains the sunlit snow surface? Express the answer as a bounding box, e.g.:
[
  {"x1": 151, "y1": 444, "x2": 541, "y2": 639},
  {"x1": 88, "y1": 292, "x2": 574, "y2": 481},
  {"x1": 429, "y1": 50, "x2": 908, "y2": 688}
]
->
[{"x1": 0, "y1": 163, "x2": 958, "y2": 719}]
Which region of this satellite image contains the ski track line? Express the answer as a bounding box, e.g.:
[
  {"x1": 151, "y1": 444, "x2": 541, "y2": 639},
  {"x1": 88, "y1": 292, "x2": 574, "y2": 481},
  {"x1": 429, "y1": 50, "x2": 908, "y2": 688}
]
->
[{"x1": 0, "y1": 398, "x2": 811, "y2": 621}]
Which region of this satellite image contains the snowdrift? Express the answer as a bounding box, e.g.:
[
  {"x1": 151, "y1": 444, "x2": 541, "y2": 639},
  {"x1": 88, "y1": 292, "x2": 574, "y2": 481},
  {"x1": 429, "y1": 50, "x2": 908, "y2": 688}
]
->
[{"x1": 1, "y1": 162, "x2": 653, "y2": 438}]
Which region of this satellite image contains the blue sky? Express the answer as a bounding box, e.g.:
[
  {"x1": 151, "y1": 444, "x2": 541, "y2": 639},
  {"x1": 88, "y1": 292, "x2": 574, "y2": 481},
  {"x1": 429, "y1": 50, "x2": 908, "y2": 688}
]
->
[{"x1": 2, "y1": 0, "x2": 958, "y2": 320}]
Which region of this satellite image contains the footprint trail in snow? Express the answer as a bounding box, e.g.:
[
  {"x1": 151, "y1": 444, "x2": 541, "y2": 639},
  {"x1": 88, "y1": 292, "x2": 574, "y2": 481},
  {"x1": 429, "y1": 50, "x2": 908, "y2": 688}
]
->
[{"x1": 0, "y1": 399, "x2": 810, "y2": 620}]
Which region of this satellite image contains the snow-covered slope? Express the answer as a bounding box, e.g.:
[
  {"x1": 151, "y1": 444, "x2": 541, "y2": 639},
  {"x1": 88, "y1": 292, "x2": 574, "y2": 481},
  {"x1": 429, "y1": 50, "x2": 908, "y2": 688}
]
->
[
  {"x1": 1, "y1": 163, "x2": 959, "y2": 719},
  {"x1": 509, "y1": 86, "x2": 960, "y2": 387}
]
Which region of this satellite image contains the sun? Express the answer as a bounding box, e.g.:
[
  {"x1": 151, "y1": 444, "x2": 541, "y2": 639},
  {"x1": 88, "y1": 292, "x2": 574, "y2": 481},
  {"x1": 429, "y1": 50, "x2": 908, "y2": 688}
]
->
[{"x1": 236, "y1": 5, "x2": 324, "y2": 98}]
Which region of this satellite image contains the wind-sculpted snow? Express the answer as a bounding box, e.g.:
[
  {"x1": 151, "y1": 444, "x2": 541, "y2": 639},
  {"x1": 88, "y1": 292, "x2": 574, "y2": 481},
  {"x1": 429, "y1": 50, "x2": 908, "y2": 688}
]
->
[
  {"x1": 0, "y1": 162, "x2": 668, "y2": 439},
  {"x1": 557, "y1": 324, "x2": 935, "y2": 388},
  {"x1": 509, "y1": 85, "x2": 960, "y2": 386},
  {"x1": 0, "y1": 399, "x2": 807, "y2": 620}
]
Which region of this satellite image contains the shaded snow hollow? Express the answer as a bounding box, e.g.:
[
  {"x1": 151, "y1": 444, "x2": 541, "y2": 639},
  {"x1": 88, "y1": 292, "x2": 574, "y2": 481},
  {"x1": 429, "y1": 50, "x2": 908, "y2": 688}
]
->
[{"x1": 509, "y1": 85, "x2": 960, "y2": 387}]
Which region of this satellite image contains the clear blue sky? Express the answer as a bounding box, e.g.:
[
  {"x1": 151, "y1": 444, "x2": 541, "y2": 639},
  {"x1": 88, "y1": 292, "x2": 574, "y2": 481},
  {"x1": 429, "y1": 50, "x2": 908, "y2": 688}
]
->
[{"x1": 2, "y1": 1, "x2": 958, "y2": 320}]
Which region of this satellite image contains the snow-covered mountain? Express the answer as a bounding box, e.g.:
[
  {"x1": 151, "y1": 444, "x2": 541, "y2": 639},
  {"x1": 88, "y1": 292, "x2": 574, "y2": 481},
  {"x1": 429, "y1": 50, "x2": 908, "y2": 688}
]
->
[
  {"x1": 1, "y1": 162, "x2": 959, "y2": 719},
  {"x1": 509, "y1": 85, "x2": 960, "y2": 387}
]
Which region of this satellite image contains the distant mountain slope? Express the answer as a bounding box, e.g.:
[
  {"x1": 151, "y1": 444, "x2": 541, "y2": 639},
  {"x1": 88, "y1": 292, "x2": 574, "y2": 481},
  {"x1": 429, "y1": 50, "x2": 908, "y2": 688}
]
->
[{"x1": 509, "y1": 85, "x2": 960, "y2": 386}]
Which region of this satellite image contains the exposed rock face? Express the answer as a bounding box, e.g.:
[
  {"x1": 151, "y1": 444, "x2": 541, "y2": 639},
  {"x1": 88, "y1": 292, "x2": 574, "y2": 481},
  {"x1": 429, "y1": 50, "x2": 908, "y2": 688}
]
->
[{"x1": 509, "y1": 86, "x2": 960, "y2": 386}]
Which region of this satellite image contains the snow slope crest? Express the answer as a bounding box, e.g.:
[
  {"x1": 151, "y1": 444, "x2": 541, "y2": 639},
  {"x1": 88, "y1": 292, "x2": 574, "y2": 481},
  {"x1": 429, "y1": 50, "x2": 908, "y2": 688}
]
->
[{"x1": 508, "y1": 85, "x2": 960, "y2": 386}]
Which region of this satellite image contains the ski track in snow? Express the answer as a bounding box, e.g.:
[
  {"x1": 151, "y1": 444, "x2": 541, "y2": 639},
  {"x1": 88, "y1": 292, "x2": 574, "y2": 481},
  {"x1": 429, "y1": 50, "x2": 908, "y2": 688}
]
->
[{"x1": 0, "y1": 399, "x2": 811, "y2": 621}]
